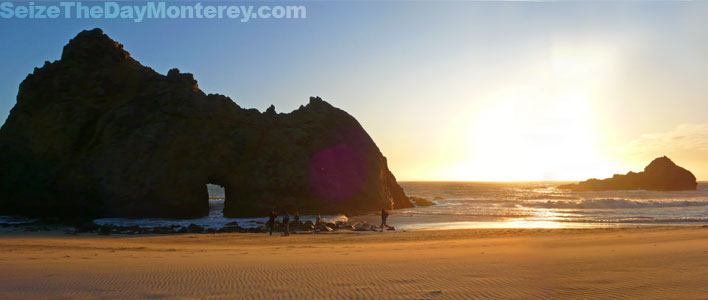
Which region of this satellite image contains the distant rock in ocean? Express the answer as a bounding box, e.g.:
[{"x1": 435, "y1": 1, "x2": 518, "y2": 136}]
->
[
  {"x1": 0, "y1": 28, "x2": 413, "y2": 219},
  {"x1": 558, "y1": 156, "x2": 697, "y2": 191}
]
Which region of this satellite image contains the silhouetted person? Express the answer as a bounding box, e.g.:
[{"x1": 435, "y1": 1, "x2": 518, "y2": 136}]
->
[
  {"x1": 268, "y1": 210, "x2": 277, "y2": 236},
  {"x1": 381, "y1": 208, "x2": 389, "y2": 232},
  {"x1": 282, "y1": 212, "x2": 291, "y2": 236},
  {"x1": 314, "y1": 214, "x2": 322, "y2": 234},
  {"x1": 294, "y1": 211, "x2": 300, "y2": 228}
]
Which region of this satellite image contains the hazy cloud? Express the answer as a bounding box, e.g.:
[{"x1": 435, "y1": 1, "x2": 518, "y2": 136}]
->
[{"x1": 623, "y1": 123, "x2": 708, "y2": 154}]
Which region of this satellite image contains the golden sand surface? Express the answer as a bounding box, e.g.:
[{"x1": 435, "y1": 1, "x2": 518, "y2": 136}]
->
[{"x1": 1, "y1": 226, "x2": 708, "y2": 299}]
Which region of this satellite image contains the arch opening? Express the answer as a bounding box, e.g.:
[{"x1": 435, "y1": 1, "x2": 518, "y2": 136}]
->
[{"x1": 206, "y1": 183, "x2": 226, "y2": 218}]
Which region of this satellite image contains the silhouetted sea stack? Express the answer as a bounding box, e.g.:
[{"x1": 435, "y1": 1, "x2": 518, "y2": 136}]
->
[
  {"x1": 0, "y1": 28, "x2": 413, "y2": 219},
  {"x1": 558, "y1": 156, "x2": 697, "y2": 191}
]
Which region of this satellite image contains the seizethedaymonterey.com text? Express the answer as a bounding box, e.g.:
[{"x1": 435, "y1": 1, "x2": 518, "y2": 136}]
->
[{"x1": 0, "y1": 1, "x2": 306, "y2": 22}]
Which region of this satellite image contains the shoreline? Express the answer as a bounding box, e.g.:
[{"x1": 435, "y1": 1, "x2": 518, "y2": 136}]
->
[
  {"x1": 2, "y1": 224, "x2": 707, "y2": 238},
  {"x1": 4, "y1": 213, "x2": 708, "y2": 236}
]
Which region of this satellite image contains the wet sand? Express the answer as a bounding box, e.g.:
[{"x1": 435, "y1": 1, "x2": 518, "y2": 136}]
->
[{"x1": 1, "y1": 226, "x2": 708, "y2": 299}]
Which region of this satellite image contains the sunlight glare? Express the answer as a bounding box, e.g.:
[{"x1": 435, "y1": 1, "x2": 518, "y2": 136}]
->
[{"x1": 449, "y1": 42, "x2": 621, "y2": 181}]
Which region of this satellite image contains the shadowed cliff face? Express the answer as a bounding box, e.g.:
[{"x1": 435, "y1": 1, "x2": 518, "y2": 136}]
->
[
  {"x1": 0, "y1": 28, "x2": 412, "y2": 218},
  {"x1": 558, "y1": 156, "x2": 697, "y2": 191}
]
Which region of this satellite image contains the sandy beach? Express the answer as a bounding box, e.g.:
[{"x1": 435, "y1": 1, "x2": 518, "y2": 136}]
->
[{"x1": 0, "y1": 227, "x2": 707, "y2": 299}]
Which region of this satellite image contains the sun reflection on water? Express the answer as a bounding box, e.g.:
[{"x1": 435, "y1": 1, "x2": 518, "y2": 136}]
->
[{"x1": 401, "y1": 219, "x2": 606, "y2": 230}]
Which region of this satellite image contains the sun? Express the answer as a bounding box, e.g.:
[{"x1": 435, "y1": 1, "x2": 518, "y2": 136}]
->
[{"x1": 447, "y1": 42, "x2": 622, "y2": 181}]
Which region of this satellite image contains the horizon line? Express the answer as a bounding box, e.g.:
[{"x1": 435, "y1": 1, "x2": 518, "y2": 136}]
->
[{"x1": 397, "y1": 180, "x2": 708, "y2": 183}]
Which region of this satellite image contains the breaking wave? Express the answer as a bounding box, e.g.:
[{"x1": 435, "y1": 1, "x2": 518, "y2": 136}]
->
[
  {"x1": 93, "y1": 199, "x2": 348, "y2": 230},
  {"x1": 520, "y1": 198, "x2": 708, "y2": 209}
]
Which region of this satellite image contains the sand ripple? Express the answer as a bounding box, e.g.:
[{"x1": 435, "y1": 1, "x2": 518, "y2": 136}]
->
[{"x1": 1, "y1": 227, "x2": 708, "y2": 299}]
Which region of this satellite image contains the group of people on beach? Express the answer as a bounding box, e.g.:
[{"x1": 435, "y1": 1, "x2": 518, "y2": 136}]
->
[
  {"x1": 267, "y1": 210, "x2": 296, "y2": 236},
  {"x1": 267, "y1": 208, "x2": 393, "y2": 236}
]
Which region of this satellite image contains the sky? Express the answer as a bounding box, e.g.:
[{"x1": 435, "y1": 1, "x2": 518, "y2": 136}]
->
[{"x1": 1, "y1": 1, "x2": 708, "y2": 181}]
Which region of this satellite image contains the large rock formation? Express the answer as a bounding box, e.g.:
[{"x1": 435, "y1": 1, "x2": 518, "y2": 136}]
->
[
  {"x1": 0, "y1": 28, "x2": 412, "y2": 219},
  {"x1": 558, "y1": 156, "x2": 697, "y2": 191}
]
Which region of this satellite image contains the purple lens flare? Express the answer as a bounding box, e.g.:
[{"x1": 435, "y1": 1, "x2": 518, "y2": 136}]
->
[{"x1": 309, "y1": 144, "x2": 366, "y2": 203}]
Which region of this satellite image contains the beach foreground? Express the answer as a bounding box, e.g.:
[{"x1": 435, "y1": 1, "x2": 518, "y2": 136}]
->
[{"x1": 1, "y1": 227, "x2": 708, "y2": 299}]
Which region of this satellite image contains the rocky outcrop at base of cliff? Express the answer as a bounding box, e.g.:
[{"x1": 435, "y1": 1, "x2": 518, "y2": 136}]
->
[
  {"x1": 0, "y1": 28, "x2": 413, "y2": 219},
  {"x1": 558, "y1": 156, "x2": 697, "y2": 191}
]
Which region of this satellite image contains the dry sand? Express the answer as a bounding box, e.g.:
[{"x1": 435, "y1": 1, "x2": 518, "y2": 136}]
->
[{"x1": 1, "y1": 226, "x2": 708, "y2": 299}]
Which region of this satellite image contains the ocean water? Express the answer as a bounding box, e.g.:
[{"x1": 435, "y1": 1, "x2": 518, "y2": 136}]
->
[
  {"x1": 388, "y1": 181, "x2": 708, "y2": 230},
  {"x1": 3, "y1": 182, "x2": 708, "y2": 231}
]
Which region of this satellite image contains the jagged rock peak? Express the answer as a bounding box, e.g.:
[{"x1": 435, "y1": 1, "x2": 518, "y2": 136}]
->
[
  {"x1": 61, "y1": 28, "x2": 130, "y2": 63},
  {"x1": 166, "y1": 68, "x2": 198, "y2": 89},
  {"x1": 306, "y1": 96, "x2": 336, "y2": 110},
  {"x1": 309, "y1": 96, "x2": 325, "y2": 106},
  {"x1": 645, "y1": 156, "x2": 677, "y2": 172}
]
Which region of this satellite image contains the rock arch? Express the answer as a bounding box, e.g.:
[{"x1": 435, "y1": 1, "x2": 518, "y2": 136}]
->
[{"x1": 0, "y1": 29, "x2": 412, "y2": 219}]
